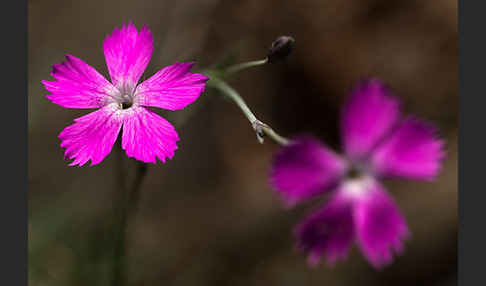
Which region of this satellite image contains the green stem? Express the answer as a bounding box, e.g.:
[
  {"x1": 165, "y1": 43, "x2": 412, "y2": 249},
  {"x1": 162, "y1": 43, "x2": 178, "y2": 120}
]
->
[
  {"x1": 112, "y1": 147, "x2": 148, "y2": 286},
  {"x1": 209, "y1": 77, "x2": 257, "y2": 123},
  {"x1": 224, "y1": 58, "x2": 268, "y2": 75},
  {"x1": 207, "y1": 76, "x2": 290, "y2": 146}
]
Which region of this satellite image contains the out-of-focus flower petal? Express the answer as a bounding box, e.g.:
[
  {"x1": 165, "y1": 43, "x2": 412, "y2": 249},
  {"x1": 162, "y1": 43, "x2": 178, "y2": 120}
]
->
[
  {"x1": 353, "y1": 180, "x2": 410, "y2": 269},
  {"x1": 370, "y1": 117, "x2": 445, "y2": 180},
  {"x1": 341, "y1": 79, "x2": 401, "y2": 160},
  {"x1": 295, "y1": 193, "x2": 355, "y2": 266},
  {"x1": 270, "y1": 136, "x2": 348, "y2": 207},
  {"x1": 135, "y1": 62, "x2": 209, "y2": 110}
]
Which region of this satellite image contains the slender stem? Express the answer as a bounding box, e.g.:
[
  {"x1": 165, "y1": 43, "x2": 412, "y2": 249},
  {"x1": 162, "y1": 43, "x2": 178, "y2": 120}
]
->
[
  {"x1": 253, "y1": 121, "x2": 290, "y2": 146},
  {"x1": 126, "y1": 162, "x2": 148, "y2": 217},
  {"x1": 112, "y1": 142, "x2": 126, "y2": 286},
  {"x1": 224, "y1": 58, "x2": 268, "y2": 75},
  {"x1": 112, "y1": 144, "x2": 148, "y2": 286},
  {"x1": 207, "y1": 76, "x2": 290, "y2": 146},
  {"x1": 208, "y1": 77, "x2": 257, "y2": 123}
]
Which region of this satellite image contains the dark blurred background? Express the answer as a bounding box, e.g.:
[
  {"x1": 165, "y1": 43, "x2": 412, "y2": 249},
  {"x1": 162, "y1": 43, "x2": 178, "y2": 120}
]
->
[{"x1": 28, "y1": 0, "x2": 457, "y2": 285}]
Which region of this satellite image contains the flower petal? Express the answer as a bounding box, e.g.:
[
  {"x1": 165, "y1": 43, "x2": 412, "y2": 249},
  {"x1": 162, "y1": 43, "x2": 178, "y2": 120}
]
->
[
  {"x1": 121, "y1": 107, "x2": 179, "y2": 163},
  {"x1": 59, "y1": 104, "x2": 123, "y2": 166},
  {"x1": 42, "y1": 55, "x2": 118, "y2": 108},
  {"x1": 341, "y1": 79, "x2": 401, "y2": 160},
  {"x1": 370, "y1": 117, "x2": 445, "y2": 180},
  {"x1": 135, "y1": 62, "x2": 209, "y2": 110},
  {"x1": 352, "y1": 180, "x2": 410, "y2": 269},
  {"x1": 295, "y1": 193, "x2": 355, "y2": 266},
  {"x1": 103, "y1": 22, "x2": 153, "y2": 92},
  {"x1": 270, "y1": 136, "x2": 348, "y2": 207}
]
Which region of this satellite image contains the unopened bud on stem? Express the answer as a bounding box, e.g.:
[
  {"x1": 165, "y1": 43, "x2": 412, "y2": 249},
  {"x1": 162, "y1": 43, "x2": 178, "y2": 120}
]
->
[{"x1": 267, "y1": 36, "x2": 295, "y2": 63}]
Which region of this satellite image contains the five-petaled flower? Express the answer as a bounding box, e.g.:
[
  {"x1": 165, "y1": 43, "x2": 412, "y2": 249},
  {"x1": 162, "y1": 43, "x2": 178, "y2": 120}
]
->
[
  {"x1": 42, "y1": 22, "x2": 209, "y2": 166},
  {"x1": 271, "y1": 79, "x2": 445, "y2": 269}
]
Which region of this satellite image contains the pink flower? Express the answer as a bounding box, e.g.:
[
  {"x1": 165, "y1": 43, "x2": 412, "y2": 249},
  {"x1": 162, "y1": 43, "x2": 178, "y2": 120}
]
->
[
  {"x1": 271, "y1": 79, "x2": 445, "y2": 268},
  {"x1": 42, "y1": 23, "x2": 209, "y2": 166}
]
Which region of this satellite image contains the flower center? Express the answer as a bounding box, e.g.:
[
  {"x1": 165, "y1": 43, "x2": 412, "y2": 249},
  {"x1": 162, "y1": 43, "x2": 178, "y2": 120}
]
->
[
  {"x1": 344, "y1": 157, "x2": 374, "y2": 180},
  {"x1": 118, "y1": 93, "x2": 134, "y2": 110},
  {"x1": 121, "y1": 101, "x2": 133, "y2": 109},
  {"x1": 341, "y1": 176, "x2": 373, "y2": 199},
  {"x1": 346, "y1": 166, "x2": 361, "y2": 179}
]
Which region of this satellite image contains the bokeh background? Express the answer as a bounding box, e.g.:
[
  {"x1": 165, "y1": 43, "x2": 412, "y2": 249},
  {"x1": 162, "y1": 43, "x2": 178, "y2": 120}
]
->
[{"x1": 28, "y1": 0, "x2": 457, "y2": 285}]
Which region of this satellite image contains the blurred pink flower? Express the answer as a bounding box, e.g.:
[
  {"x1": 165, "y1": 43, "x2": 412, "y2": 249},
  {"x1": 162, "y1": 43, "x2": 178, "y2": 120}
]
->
[
  {"x1": 271, "y1": 79, "x2": 445, "y2": 268},
  {"x1": 42, "y1": 22, "x2": 208, "y2": 166}
]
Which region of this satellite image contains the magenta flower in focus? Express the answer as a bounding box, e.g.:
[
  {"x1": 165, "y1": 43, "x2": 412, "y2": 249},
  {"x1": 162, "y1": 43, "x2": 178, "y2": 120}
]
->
[
  {"x1": 42, "y1": 23, "x2": 209, "y2": 166},
  {"x1": 271, "y1": 79, "x2": 445, "y2": 268}
]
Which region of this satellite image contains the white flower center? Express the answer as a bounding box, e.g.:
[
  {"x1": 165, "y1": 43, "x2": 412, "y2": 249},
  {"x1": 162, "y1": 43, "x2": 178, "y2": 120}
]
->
[{"x1": 341, "y1": 176, "x2": 374, "y2": 199}]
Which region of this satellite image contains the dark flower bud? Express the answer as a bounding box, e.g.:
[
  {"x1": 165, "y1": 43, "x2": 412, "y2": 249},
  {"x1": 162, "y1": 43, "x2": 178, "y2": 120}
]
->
[{"x1": 267, "y1": 36, "x2": 295, "y2": 63}]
